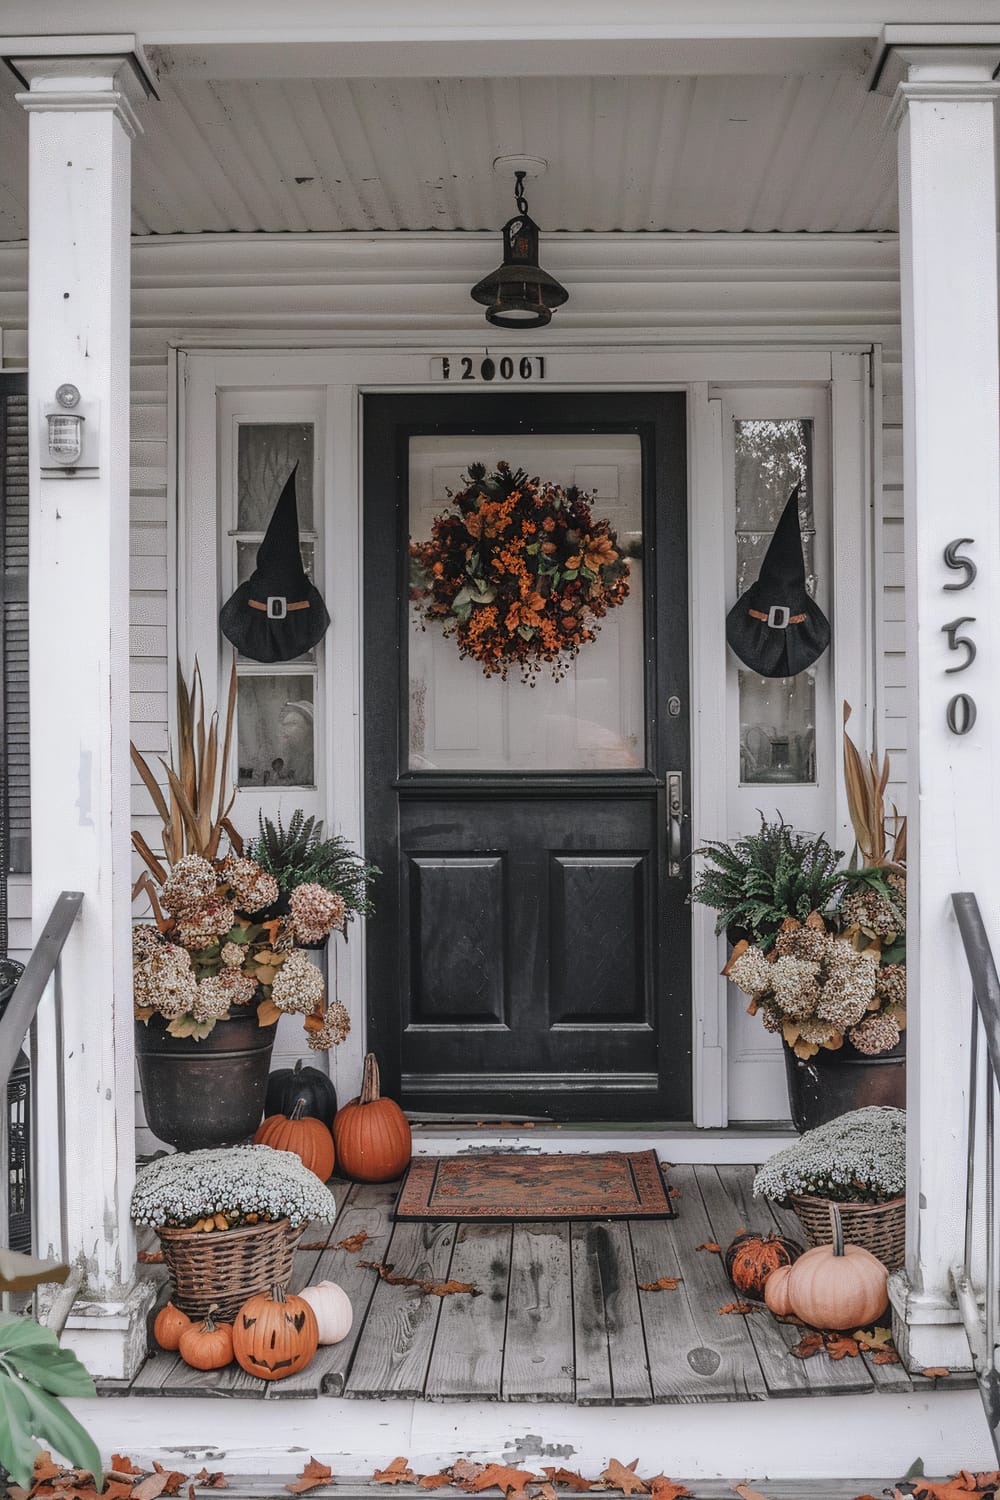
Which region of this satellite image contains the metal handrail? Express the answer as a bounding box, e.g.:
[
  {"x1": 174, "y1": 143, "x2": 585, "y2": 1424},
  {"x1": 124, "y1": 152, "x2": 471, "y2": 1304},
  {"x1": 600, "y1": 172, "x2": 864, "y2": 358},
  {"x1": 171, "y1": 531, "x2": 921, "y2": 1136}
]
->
[
  {"x1": 951, "y1": 891, "x2": 1000, "y2": 1453},
  {"x1": 0, "y1": 892, "x2": 83, "y2": 1275}
]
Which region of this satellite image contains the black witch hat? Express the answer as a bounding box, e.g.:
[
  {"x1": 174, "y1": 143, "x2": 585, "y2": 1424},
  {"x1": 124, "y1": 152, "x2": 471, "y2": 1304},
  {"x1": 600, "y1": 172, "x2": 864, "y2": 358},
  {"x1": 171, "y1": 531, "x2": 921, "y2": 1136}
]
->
[
  {"x1": 219, "y1": 464, "x2": 330, "y2": 663},
  {"x1": 725, "y1": 486, "x2": 830, "y2": 678}
]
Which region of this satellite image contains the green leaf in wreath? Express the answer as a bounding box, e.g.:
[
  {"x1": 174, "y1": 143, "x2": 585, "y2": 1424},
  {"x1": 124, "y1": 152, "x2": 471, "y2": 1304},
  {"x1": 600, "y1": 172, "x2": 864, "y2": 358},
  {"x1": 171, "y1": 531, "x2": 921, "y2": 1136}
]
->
[
  {"x1": 517, "y1": 624, "x2": 537, "y2": 641},
  {"x1": 580, "y1": 566, "x2": 597, "y2": 581},
  {"x1": 452, "y1": 586, "x2": 475, "y2": 610},
  {"x1": 525, "y1": 542, "x2": 540, "y2": 556},
  {"x1": 562, "y1": 569, "x2": 578, "y2": 581},
  {"x1": 453, "y1": 602, "x2": 472, "y2": 622}
]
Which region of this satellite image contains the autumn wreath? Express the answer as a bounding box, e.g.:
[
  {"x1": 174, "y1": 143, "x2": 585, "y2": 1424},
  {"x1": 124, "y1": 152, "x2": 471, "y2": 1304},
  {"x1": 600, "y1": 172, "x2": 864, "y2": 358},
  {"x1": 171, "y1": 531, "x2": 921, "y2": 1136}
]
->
[{"x1": 409, "y1": 461, "x2": 631, "y2": 681}]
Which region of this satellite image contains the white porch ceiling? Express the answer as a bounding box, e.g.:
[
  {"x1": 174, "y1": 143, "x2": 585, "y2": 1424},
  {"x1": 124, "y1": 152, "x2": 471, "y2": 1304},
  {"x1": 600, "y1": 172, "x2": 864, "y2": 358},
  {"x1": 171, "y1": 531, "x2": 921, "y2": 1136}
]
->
[{"x1": 0, "y1": 70, "x2": 899, "y2": 241}]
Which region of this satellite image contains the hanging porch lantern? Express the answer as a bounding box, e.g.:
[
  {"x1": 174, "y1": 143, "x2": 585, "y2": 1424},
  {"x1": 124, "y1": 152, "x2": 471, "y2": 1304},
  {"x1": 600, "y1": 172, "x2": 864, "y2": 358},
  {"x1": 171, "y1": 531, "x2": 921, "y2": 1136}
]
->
[{"x1": 471, "y1": 169, "x2": 568, "y2": 330}]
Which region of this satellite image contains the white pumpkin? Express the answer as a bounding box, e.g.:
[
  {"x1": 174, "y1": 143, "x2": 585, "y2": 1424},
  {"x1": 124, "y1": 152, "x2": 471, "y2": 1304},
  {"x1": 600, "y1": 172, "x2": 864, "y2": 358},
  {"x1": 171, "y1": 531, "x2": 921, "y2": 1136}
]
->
[{"x1": 299, "y1": 1280, "x2": 353, "y2": 1345}]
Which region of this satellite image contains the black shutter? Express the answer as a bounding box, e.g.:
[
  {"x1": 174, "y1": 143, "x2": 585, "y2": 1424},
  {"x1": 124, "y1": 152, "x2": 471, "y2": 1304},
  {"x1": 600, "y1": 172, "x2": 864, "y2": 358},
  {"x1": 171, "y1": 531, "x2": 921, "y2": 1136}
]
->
[{"x1": 0, "y1": 375, "x2": 30, "y2": 924}]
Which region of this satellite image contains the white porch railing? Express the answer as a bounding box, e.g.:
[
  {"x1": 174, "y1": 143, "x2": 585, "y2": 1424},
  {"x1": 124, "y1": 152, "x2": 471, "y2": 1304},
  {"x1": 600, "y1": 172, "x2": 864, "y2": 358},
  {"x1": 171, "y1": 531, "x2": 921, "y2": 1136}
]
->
[
  {"x1": 0, "y1": 890, "x2": 83, "y2": 1329},
  {"x1": 951, "y1": 890, "x2": 1000, "y2": 1459}
]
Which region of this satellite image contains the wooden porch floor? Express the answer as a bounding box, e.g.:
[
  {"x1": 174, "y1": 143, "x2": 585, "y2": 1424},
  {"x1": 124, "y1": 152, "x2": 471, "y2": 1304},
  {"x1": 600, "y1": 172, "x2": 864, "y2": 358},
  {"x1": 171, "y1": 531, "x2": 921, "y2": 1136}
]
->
[{"x1": 126, "y1": 1163, "x2": 961, "y2": 1404}]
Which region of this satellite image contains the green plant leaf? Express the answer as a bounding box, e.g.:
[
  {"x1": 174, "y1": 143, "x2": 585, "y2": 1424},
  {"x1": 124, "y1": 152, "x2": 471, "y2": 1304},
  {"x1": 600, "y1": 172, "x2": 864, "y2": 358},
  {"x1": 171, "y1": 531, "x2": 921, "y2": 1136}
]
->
[
  {"x1": 2, "y1": 1341, "x2": 97, "y2": 1399},
  {"x1": 17, "y1": 1381, "x2": 102, "y2": 1488},
  {"x1": 0, "y1": 1316, "x2": 62, "y2": 1356},
  {"x1": 0, "y1": 1373, "x2": 41, "y2": 1488}
]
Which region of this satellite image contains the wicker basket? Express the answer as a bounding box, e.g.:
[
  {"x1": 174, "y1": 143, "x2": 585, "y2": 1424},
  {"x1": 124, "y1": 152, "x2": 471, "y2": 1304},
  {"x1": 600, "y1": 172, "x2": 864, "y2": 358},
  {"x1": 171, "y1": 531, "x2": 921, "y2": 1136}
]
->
[
  {"x1": 157, "y1": 1217, "x2": 302, "y2": 1321},
  {"x1": 788, "y1": 1194, "x2": 905, "y2": 1271}
]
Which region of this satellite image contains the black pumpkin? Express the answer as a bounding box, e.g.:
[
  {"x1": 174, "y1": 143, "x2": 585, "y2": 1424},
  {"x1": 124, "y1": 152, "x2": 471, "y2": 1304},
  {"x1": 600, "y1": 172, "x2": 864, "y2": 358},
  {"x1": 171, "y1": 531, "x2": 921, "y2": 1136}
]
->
[
  {"x1": 724, "y1": 1230, "x2": 804, "y2": 1301},
  {"x1": 264, "y1": 1059, "x2": 337, "y2": 1128}
]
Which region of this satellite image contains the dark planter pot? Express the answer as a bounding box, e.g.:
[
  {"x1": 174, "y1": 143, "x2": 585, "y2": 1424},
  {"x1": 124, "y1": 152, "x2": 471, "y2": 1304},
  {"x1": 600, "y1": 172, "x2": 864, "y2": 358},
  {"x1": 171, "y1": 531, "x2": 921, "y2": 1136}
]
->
[
  {"x1": 135, "y1": 1011, "x2": 276, "y2": 1151},
  {"x1": 783, "y1": 1033, "x2": 906, "y2": 1134}
]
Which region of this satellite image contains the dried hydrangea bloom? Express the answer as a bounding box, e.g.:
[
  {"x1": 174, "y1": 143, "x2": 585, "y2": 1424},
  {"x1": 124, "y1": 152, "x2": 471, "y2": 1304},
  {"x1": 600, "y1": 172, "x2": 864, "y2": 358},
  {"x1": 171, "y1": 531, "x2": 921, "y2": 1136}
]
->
[
  {"x1": 840, "y1": 885, "x2": 904, "y2": 939},
  {"x1": 728, "y1": 946, "x2": 772, "y2": 996},
  {"x1": 221, "y1": 856, "x2": 280, "y2": 914},
  {"x1": 160, "y1": 854, "x2": 218, "y2": 916},
  {"x1": 221, "y1": 941, "x2": 246, "y2": 969},
  {"x1": 770, "y1": 956, "x2": 821, "y2": 1019},
  {"x1": 132, "y1": 924, "x2": 165, "y2": 962},
  {"x1": 175, "y1": 900, "x2": 236, "y2": 949},
  {"x1": 289, "y1": 883, "x2": 347, "y2": 945},
  {"x1": 192, "y1": 975, "x2": 232, "y2": 1021},
  {"x1": 775, "y1": 924, "x2": 829, "y2": 964},
  {"x1": 134, "y1": 944, "x2": 198, "y2": 1018},
  {"x1": 271, "y1": 949, "x2": 325, "y2": 1015},
  {"x1": 760, "y1": 1004, "x2": 785, "y2": 1033},
  {"x1": 216, "y1": 967, "x2": 257, "y2": 1006},
  {"x1": 815, "y1": 948, "x2": 878, "y2": 1029},
  {"x1": 875, "y1": 963, "x2": 906, "y2": 1008},
  {"x1": 307, "y1": 999, "x2": 351, "y2": 1051},
  {"x1": 849, "y1": 1013, "x2": 901, "y2": 1056}
]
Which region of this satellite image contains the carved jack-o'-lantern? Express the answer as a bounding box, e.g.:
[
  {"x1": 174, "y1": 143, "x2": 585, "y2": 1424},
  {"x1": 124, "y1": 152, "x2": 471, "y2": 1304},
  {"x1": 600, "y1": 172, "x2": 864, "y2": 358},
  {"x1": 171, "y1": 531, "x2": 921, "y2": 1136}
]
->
[{"x1": 232, "y1": 1283, "x2": 319, "y2": 1381}]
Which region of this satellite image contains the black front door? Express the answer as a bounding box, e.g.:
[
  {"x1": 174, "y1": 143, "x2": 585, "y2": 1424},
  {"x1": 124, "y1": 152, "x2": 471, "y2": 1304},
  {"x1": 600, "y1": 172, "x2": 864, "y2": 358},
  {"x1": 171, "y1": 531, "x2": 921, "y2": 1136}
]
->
[{"x1": 364, "y1": 391, "x2": 690, "y2": 1121}]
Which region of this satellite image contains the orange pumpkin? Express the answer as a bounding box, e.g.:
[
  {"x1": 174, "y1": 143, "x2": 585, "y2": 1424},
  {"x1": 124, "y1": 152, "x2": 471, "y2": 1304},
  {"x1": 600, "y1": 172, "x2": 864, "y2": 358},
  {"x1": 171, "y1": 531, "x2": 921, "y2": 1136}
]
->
[
  {"x1": 333, "y1": 1053, "x2": 411, "y2": 1183},
  {"x1": 724, "y1": 1231, "x2": 803, "y2": 1301},
  {"x1": 255, "y1": 1098, "x2": 336, "y2": 1182},
  {"x1": 153, "y1": 1300, "x2": 191, "y2": 1351},
  {"x1": 232, "y1": 1283, "x2": 319, "y2": 1382},
  {"x1": 764, "y1": 1263, "x2": 796, "y2": 1318},
  {"x1": 178, "y1": 1306, "x2": 234, "y2": 1370},
  {"x1": 766, "y1": 1206, "x2": 889, "y2": 1330}
]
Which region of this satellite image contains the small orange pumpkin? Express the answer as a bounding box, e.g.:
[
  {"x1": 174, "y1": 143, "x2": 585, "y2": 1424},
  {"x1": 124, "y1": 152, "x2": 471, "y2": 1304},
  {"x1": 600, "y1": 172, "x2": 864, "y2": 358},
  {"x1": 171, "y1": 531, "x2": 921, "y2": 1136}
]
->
[
  {"x1": 232, "y1": 1283, "x2": 319, "y2": 1381},
  {"x1": 255, "y1": 1098, "x2": 336, "y2": 1182},
  {"x1": 153, "y1": 1300, "x2": 192, "y2": 1351},
  {"x1": 766, "y1": 1205, "x2": 889, "y2": 1330},
  {"x1": 333, "y1": 1053, "x2": 411, "y2": 1183},
  {"x1": 178, "y1": 1306, "x2": 234, "y2": 1371},
  {"x1": 724, "y1": 1231, "x2": 803, "y2": 1301}
]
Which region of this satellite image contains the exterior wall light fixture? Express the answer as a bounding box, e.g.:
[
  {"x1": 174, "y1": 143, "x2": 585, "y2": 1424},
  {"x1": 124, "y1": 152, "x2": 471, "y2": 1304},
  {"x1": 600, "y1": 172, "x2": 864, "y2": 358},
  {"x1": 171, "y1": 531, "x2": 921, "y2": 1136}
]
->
[
  {"x1": 471, "y1": 164, "x2": 568, "y2": 330},
  {"x1": 41, "y1": 383, "x2": 98, "y2": 477}
]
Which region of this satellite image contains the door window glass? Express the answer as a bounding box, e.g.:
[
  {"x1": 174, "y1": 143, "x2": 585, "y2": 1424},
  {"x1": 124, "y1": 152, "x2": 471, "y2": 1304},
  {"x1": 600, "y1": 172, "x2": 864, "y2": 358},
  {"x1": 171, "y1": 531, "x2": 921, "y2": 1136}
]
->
[
  {"x1": 734, "y1": 419, "x2": 817, "y2": 785},
  {"x1": 408, "y1": 434, "x2": 644, "y2": 772},
  {"x1": 231, "y1": 421, "x2": 320, "y2": 788}
]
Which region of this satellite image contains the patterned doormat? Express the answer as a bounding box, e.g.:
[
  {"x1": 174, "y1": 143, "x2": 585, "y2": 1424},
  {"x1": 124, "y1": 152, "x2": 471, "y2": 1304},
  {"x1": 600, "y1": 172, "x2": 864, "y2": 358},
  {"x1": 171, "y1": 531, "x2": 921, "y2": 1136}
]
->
[{"x1": 394, "y1": 1149, "x2": 676, "y2": 1222}]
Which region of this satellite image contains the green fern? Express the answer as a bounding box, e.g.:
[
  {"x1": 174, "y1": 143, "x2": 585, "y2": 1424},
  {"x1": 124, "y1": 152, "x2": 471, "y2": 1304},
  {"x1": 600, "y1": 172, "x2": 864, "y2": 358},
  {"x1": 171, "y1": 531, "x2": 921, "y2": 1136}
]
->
[
  {"x1": 249, "y1": 811, "x2": 380, "y2": 922},
  {"x1": 690, "y1": 817, "x2": 845, "y2": 952}
]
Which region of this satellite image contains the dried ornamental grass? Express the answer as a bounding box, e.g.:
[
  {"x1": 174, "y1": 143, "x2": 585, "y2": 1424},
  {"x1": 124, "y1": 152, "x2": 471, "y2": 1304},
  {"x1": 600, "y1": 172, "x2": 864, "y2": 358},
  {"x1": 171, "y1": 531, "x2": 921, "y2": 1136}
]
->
[
  {"x1": 131, "y1": 1144, "x2": 337, "y2": 1229},
  {"x1": 753, "y1": 1106, "x2": 906, "y2": 1205}
]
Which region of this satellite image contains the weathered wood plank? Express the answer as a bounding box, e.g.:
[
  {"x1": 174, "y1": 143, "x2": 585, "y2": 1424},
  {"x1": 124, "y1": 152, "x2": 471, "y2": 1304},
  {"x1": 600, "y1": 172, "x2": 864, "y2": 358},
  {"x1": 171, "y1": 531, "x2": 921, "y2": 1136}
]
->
[
  {"x1": 571, "y1": 1219, "x2": 652, "y2": 1405},
  {"x1": 343, "y1": 1219, "x2": 456, "y2": 1399},
  {"x1": 425, "y1": 1221, "x2": 512, "y2": 1401},
  {"x1": 501, "y1": 1222, "x2": 574, "y2": 1402},
  {"x1": 762, "y1": 1180, "x2": 879, "y2": 1397},
  {"x1": 269, "y1": 1181, "x2": 398, "y2": 1399},
  {"x1": 630, "y1": 1165, "x2": 766, "y2": 1402},
  {"x1": 699, "y1": 1165, "x2": 823, "y2": 1398}
]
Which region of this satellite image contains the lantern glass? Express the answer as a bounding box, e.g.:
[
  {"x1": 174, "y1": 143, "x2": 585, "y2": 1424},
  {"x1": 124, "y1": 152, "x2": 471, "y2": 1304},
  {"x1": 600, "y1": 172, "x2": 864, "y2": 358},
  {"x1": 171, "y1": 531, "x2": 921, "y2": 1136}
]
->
[{"x1": 47, "y1": 411, "x2": 83, "y2": 463}]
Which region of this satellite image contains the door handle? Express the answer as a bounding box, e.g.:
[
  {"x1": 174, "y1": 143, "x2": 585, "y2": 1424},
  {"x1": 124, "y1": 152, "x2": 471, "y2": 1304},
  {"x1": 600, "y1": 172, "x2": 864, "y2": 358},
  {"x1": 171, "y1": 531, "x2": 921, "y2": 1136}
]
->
[{"x1": 667, "y1": 771, "x2": 684, "y2": 877}]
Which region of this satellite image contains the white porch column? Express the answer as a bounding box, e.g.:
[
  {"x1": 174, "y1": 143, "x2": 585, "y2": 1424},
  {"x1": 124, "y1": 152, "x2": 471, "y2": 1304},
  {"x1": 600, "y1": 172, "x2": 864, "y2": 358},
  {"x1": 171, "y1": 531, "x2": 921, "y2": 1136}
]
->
[
  {"x1": 15, "y1": 46, "x2": 154, "y2": 1378},
  {"x1": 888, "y1": 48, "x2": 1000, "y2": 1371}
]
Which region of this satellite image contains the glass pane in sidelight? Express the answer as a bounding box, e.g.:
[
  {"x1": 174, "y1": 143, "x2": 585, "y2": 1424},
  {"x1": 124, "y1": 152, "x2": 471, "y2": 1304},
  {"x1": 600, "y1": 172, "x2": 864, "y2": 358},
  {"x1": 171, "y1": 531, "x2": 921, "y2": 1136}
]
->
[
  {"x1": 237, "y1": 540, "x2": 315, "y2": 586},
  {"x1": 734, "y1": 418, "x2": 817, "y2": 785},
  {"x1": 237, "y1": 423, "x2": 314, "y2": 532},
  {"x1": 407, "y1": 434, "x2": 644, "y2": 772},
  {"x1": 236, "y1": 675, "x2": 315, "y2": 787}
]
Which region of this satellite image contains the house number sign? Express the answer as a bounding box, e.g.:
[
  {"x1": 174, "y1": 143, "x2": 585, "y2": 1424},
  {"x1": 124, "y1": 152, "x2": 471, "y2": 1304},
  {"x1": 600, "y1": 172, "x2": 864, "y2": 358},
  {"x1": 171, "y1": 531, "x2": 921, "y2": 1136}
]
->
[
  {"x1": 942, "y1": 538, "x2": 977, "y2": 735},
  {"x1": 430, "y1": 354, "x2": 547, "y2": 382}
]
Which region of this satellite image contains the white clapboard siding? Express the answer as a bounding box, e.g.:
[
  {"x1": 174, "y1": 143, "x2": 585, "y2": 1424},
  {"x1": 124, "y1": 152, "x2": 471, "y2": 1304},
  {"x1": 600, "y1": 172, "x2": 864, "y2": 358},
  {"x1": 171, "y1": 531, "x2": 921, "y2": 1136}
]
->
[{"x1": 881, "y1": 359, "x2": 906, "y2": 815}]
